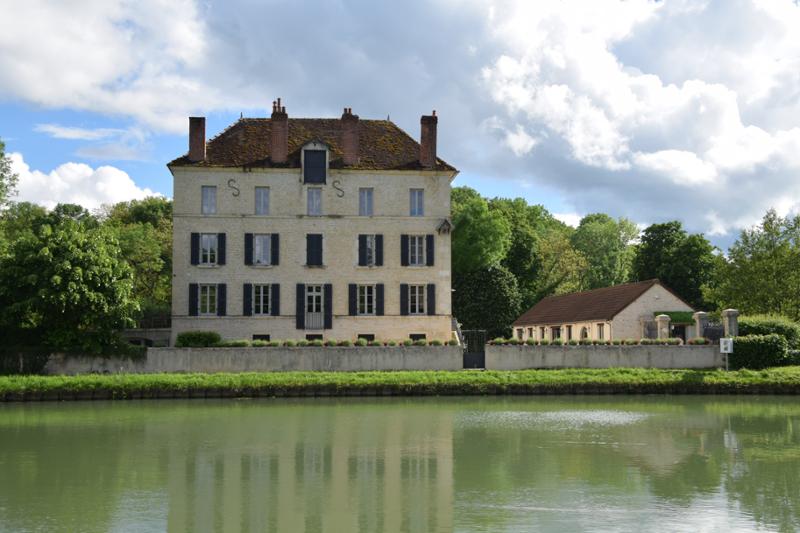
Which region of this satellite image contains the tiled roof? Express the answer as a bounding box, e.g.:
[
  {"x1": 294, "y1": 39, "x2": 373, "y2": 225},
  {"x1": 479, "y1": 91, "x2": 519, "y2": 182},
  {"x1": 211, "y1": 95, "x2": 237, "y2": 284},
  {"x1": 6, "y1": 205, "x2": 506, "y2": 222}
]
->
[
  {"x1": 168, "y1": 117, "x2": 455, "y2": 171},
  {"x1": 512, "y1": 280, "x2": 690, "y2": 326}
]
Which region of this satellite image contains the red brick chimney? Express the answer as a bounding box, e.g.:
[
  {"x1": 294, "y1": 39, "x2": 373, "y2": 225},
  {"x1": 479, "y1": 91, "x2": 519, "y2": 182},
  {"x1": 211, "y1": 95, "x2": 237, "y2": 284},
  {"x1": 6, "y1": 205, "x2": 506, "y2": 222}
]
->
[
  {"x1": 340, "y1": 107, "x2": 359, "y2": 166},
  {"x1": 270, "y1": 98, "x2": 288, "y2": 164},
  {"x1": 420, "y1": 110, "x2": 437, "y2": 168},
  {"x1": 188, "y1": 116, "x2": 206, "y2": 162}
]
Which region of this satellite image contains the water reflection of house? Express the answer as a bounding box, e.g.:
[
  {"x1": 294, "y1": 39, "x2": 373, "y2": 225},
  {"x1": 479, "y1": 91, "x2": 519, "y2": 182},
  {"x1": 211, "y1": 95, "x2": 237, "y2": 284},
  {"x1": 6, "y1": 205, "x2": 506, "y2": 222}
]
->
[{"x1": 162, "y1": 403, "x2": 453, "y2": 532}]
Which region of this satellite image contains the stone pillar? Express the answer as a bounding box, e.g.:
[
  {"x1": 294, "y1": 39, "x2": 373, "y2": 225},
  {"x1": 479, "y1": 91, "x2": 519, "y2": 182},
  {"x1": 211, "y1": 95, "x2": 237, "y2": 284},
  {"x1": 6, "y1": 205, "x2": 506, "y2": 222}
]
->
[
  {"x1": 722, "y1": 309, "x2": 739, "y2": 337},
  {"x1": 655, "y1": 314, "x2": 671, "y2": 339},
  {"x1": 692, "y1": 311, "x2": 708, "y2": 339}
]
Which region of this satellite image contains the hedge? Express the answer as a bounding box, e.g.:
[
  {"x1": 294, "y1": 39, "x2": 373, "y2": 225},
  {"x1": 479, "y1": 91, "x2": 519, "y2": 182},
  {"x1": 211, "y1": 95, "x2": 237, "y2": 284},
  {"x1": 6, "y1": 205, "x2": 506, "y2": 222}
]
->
[
  {"x1": 729, "y1": 334, "x2": 789, "y2": 370},
  {"x1": 175, "y1": 331, "x2": 221, "y2": 347},
  {"x1": 739, "y1": 315, "x2": 800, "y2": 349}
]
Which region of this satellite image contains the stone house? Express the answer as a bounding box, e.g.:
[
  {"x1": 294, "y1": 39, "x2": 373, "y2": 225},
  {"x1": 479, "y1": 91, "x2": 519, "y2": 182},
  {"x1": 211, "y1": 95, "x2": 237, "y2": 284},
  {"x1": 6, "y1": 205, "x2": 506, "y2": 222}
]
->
[
  {"x1": 168, "y1": 99, "x2": 457, "y2": 345},
  {"x1": 511, "y1": 279, "x2": 696, "y2": 342}
]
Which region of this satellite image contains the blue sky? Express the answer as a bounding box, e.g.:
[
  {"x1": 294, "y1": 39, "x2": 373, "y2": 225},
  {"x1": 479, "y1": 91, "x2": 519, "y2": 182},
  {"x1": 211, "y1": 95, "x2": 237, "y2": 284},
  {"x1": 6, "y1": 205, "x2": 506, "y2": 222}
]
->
[{"x1": 2, "y1": 0, "x2": 800, "y2": 247}]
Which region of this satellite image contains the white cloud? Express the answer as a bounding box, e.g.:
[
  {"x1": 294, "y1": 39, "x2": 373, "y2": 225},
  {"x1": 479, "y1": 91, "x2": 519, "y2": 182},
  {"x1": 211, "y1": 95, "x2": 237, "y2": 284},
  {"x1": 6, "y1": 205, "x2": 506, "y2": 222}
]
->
[
  {"x1": 10, "y1": 152, "x2": 158, "y2": 210},
  {"x1": 34, "y1": 124, "x2": 124, "y2": 141},
  {"x1": 554, "y1": 213, "x2": 582, "y2": 228}
]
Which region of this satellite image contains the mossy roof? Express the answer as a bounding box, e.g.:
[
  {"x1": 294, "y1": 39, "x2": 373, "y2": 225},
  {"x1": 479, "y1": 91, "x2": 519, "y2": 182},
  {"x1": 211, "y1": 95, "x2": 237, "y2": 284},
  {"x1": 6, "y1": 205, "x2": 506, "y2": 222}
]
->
[{"x1": 168, "y1": 117, "x2": 456, "y2": 171}]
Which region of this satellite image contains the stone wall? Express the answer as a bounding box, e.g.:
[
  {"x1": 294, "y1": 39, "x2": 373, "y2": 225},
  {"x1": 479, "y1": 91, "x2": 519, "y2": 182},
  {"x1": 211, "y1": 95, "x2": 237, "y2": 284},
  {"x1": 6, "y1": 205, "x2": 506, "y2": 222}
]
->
[
  {"x1": 485, "y1": 344, "x2": 722, "y2": 370},
  {"x1": 45, "y1": 345, "x2": 463, "y2": 375}
]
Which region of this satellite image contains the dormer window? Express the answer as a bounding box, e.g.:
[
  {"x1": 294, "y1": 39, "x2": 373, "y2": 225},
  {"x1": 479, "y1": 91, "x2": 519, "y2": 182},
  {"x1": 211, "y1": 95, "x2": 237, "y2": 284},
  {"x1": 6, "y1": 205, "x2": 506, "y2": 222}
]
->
[{"x1": 303, "y1": 145, "x2": 327, "y2": 184}]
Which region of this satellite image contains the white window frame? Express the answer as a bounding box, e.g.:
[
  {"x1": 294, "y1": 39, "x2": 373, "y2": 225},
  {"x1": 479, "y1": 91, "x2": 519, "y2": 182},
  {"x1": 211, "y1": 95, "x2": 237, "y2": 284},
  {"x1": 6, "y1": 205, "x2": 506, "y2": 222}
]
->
[
  {"x1": 408, "y1": 235, "x2": 425, "y2": 266},
  {"x1": 255, "y1": 187, "x2": 270, "y2": 215},
  {"x1": 199, "y1": 233, "x2": 218, "y2": 265},
  {"x1": 201, "y1": 186, "x2": 217, "y2": 215},
  {"x1": 597, "y1": 323, "x2": 605, "y2": 340},
  {"x1": 409, "y1": 188, "x2": 424, "y2": 217},
  {"x1": 359, "y1": 188, "x2": 374, "y2": 216},
  {"x1": 307, "y1": 187, "x2": 322, "y2": 216},
  {"x1": 357, "y1": 284, "x2": 376, "y2": 316},
  {"x1": 364, "y1": 234, "x2": 376, "y2": 266},
  {"x1": 306, "y1": 284, "x2": 323, "y2": 313},
  {"x1": 253, "y1": 284, "x2": 271, "y2": 316},
  {"x1": 253, "y1": 234, "x2": 272, "y2": 266},
  {"x1": 199, "y1": 284, "x2": 217, "y2": 315},
  {"x1": 409, "y1": 284, "x2": 426, "y2": 315}
]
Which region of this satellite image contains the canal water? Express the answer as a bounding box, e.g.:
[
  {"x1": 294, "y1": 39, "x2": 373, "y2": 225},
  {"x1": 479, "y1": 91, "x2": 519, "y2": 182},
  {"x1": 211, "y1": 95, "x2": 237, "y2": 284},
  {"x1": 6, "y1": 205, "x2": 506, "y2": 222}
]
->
[{"x1": 0, "y1": 396, "x2": 798, "y2": 532}]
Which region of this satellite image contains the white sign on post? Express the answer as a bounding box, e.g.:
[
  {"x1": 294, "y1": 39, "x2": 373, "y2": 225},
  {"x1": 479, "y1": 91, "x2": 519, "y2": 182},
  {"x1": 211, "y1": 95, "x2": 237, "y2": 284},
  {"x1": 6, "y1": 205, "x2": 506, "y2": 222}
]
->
[{"x1": 720, "y1": 338, "x2": 733, "y2": 354}]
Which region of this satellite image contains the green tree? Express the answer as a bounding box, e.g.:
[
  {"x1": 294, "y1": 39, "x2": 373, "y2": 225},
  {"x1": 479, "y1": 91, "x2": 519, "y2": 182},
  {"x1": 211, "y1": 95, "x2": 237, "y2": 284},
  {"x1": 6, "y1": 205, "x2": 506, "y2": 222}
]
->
[
  {"x1": 708, "y1": 210, "x2": 800, "y2": 319},
  {"x1": 530, "y1": 227, "x2": 588, "y2": 302},
  {"x1": 453, "y1": 266, "x2": 522, "y2": 338},
  {"x1": 571, "y1": 213, "x2": 637, "y2": 289},
  {"x1": 631, "y1": 221, "x2": 716, "y2": 308},
  {"x1": 451, "y1": 193, "x2": 511, "y2": 274},
  {"x1": 0, "y1": 217, "x2": 138, "y2": 352},
  {"x1": 0, "y1": 138, "x2": 18, "y2": 208}
]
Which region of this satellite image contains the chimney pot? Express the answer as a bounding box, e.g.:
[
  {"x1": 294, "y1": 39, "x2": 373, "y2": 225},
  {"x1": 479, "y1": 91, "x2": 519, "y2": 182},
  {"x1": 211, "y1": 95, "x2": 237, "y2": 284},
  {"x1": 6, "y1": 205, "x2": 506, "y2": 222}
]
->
[
  {"x1": 270, "y1": 98, "x2": 289, "y2": 164},
  {"x1": 420, "y1": 112, "x2": 438, "y2": 168},
  {"x1": 341, "y1": 106, "x2": 360, "y2": 166},
  {"x1": 188, "y1": 116, "x2": 206, "y2": 162}
]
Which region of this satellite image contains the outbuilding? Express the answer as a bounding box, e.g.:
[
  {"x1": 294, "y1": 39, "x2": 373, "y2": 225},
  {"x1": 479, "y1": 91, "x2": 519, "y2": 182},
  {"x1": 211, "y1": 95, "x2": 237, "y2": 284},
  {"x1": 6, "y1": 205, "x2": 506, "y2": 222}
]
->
[{"x1": 512, "y1": 279, "x2": 696, "y2": 342}]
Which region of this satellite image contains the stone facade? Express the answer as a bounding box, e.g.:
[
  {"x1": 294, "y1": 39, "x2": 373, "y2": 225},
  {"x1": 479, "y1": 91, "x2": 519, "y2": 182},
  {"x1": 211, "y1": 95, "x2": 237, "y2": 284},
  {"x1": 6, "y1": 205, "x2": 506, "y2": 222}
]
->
[{"x1": 169, "y1": 108, "x2": 456, "y2": 345}]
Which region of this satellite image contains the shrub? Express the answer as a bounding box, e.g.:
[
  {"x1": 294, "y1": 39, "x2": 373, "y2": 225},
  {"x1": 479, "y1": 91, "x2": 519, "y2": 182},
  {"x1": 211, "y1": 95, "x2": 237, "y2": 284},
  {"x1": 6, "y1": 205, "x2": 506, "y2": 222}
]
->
[
  {"x1": 309, "y1": 340, "x2": 324, "y2": 347},
  {"x1": 413, "y1": 339, "x2": 428, "y2": 346},
  {"x1": 729, "y1": 334, "x2": 789, "y2": 370},
  {"x1": 369, "y1": 340, "x2": 383, "y2": 347},
  {"x1": 550, "y1": 339, "x2": 563, "y2": 346},
  {"x1": 687, "y1": 337, "x2": 708, "y2": 345},
  {"x1": 297, "y1": 340, "x2": 309, "y2": 347},
  {"x1": 403, "y1": 340, "x2": 413, "y2": 347},
  {"x1": 789, "y1": 350, "x2": 800, "y2": 365},
  {"x1": 251, "y1": 340, "x2": 268, "y2": 347},
  {"x1": 666, "y1": 338, "x2": 682, "y2": 345},
  {"x1": 491, "y1": 337, "x2": 507, "y2": 345},
  {"x1": 540, "y1": 339, "x2": 551, "y2": 346},
  {"x1": 430, "y1": 339, "x2": 443, "y2": 346},
  {"x1": 283, "y1": 340, "x2": 297, "y2": 347},
  {"x1": 338, "y1": 340, "x2": 352, "y2": 347},
  {"x1": 175, "y1": 331, "x2": 221, "y2": 348},
  {"x1": 568, "y1": 339, "x2": 579, "y2": 346},
  {"x1": 213, "y1": 339, "x2": 250, "y2": 347},
  {"x1": 739, "y1": 315, "x2": 800, "y2": 349},
  {"x1": 388, "y1": 340, "x2": 398, "y2": 347},
  {"x1": 526, "y1": 338, "x2": 537, "y2": 346},
  {"x1": 579, "y1": 339, "x2": 593, "y2": 346},
  {"x1": 507, "y1": 338, "x2": 521, "y2": 345},
  {"x1": 354, "y1": 338, "x2": 368, "y2": 347},
  {"x1": 448, "y1": 339, "x2": 459, "y2": 346},
  {"x1": 267, "y1": 340, "x2": 281, "y2": 347},
  {"x1": 640, "y1": 339, "x2": 653, "y2": 345},
  {"x1": 624, "y1": 339, "x2": 638, "y2": 345},
  {"x1": 611, "y1": 339, "x2": 622, "y2": 346}
]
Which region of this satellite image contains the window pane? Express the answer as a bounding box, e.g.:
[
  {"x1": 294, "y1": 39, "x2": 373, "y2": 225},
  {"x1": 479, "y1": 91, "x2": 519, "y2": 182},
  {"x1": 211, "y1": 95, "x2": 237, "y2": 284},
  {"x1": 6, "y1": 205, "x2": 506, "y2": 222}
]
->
[
  {"x1": 255, "y1": 187, "x2": 270, "y2": 215},
  {"x1": 410, "y1": 189, "x2": 423, "y2": 216},
  {"x1": 303, "y1": 150, "x2": 327, "y2": 183},
  {"x1": 359, "y1": 188, "x2": 373, "y2": 216},
  {"x1": 201, "y1": 234, "x2": 217, "y2": 265},
  {"x1": 202, "y1": 186, "x2": 217, "y2": 215},
  {"x1": 365, "y1": 235, "x2": 375, "y2": 266},
  {"x1": 307, "y1": 188, "x2": 322, "y2": 216},
  {"x1": 254, "y1": 234, "x2": 271, "y2": 265}
]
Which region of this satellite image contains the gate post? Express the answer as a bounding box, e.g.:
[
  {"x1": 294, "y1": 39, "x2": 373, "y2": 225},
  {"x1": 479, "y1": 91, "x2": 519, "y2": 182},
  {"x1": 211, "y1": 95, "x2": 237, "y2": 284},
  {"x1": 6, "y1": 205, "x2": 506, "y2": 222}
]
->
[
  {"x1": 692, "y1": 311, "x2": 708, "y2": 340},
  {"x1": 655, "y1": 314, "x2": 671, "y2": 339},
  {"x1": 722, "y1": 309, "x2": 739, "y2": 337}
]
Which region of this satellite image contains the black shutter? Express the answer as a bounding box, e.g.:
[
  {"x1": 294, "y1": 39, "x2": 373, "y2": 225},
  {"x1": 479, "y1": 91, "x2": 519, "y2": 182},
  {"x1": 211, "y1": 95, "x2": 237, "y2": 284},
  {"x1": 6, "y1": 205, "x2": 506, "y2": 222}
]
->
[
  {"x1": 189, "y1": 283, "x2": 198, "y2": 316},
  {"x1": 400, "y1": 235, "x2": 409, "y2": 266},
  {"x1": 358, "y1": 235, "x2": 367, "y2": 266},
  {"x1": 296, "y1": 284, "x2": 305, "y2": 329},
  {"x1": 375, "y1": 235, "x2": 383, "y2": 266},
  {"x1": 217, "y1": 233, "x2": 226, "y2": 265},
  {"x1": 376, "y1": 284, "x2": 384, "y2": 316},
  {"x1": 271, "y1": 283, "x2": 280, "y2": 316},
  {"x1": 244, "y1": 233, "x2": 253, "y2": 265},
  {"x1": 349, "y1": 284, "x2": 357, "y2": 315},
  {"x1": 271, "y1": 234, "x2": 280, "y2": 265},
  {"x1": 324, "y1": 283, "x2": 333, "y2": 329},
  {"x1": 307, "y1": 234, "x2": 323, "y2": 266},
  {"x1": 426, "y1": 235, "x2": 434, "y2": 266},
  {"x1": 400, "y1": 283, "x2": 409, "y2": 316},
  {"x1": 190, "y1": 233, "x2": 199, "y2": 265},
  {"x1": 243, "y1": 283, "x2": 252, "y2": 316},
  {"x1": 217, "y1": 284, "x2": 227, "y2": 316},
  {"x1": 427, "y1": 283, "x2": 436, "y2": 316}
]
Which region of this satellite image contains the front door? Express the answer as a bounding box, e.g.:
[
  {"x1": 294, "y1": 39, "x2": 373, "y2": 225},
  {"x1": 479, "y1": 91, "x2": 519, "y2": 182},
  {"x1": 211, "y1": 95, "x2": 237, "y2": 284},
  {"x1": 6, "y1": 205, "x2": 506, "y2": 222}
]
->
[{"x1": 305, "y1": 285, "x2": 324, "y2": 330}]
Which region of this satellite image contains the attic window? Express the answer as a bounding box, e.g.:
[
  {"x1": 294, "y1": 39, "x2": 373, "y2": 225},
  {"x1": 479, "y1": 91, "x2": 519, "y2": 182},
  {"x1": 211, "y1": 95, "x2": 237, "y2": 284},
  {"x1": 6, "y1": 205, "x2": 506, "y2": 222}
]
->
[{"x1": 303, "y1": 150, "x2": 327, "y2": 184}]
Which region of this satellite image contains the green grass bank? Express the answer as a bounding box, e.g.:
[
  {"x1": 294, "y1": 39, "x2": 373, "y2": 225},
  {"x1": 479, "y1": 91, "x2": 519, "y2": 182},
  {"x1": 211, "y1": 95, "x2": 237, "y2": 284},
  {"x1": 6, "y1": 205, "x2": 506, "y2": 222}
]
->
[{"x1": 2, "y1": 367, "x2": 800, "y2": 401}]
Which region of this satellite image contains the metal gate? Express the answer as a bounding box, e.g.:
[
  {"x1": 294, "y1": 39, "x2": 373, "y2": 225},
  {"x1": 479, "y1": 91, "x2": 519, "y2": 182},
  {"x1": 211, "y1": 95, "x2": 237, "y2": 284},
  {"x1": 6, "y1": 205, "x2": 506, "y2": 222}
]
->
[{"x1": 462, "y1": 330, "x2": 486, "y2": 369}]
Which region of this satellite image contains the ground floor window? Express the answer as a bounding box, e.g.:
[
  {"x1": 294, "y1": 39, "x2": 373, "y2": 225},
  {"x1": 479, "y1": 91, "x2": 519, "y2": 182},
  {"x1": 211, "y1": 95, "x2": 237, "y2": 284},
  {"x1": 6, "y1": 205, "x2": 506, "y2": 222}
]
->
[
  {"x1": 409, "y1": 284, "x2": 426, "y2": 315},
  {"x1": 253, "y1": 334, "x2": 270, "y2": 341},
  {"x1": 539, "y1": 326, "x2": 546, "y2": 340},
  {"x1": 551, "y1": 326, "x2": 561, "y2": 341},
  {"x1": 358, "y1": 284, "x2": 375, "y2": 315},
  {"x1": 199, "y1": 284, "x2": 217, "y2": 315},
  {"x1": 516, "y1": 328, "x2": 524, "y2": 340},
  {"x1": 306, "y1": 334, "x2": 323, "y2": 341},
  {"x1": 566, "y1": 325, "x2": 573, "y2": 341},
  {"x1": 527, "y1": 327, "x2": 533, "y2": 338},
  {"x1": 410, "y1": 333, "x2": 427, "y2": 341},
  {"x1": 253, "y1": 284, "x2": 271, "y2": 315},
  {"x1": 580, "y1": 326, "x2": 589, "y2": 339},
  {"x1": 357, "y1": 334, "x2": 375, "y2": 342},
  {"x1": 597, "y1": 323, "x2": 605, "y2": 340}
]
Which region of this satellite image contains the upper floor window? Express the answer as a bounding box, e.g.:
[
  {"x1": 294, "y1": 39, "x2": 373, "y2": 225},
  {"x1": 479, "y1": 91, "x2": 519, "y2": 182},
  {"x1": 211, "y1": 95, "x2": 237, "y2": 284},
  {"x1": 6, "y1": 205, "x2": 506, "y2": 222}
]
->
[
  {"x1": 199, "y1": 284, "x2": 217, "y2": 315},
  {"x1": 409, "y1": 284, "x2": 426, "y2": 315},
  {"x1": 201, "y1": 186, "x2": 216, "y2": 215},
  {"x1": 359, "y1": 188, "x2": 374, "y2": 216},
  {"x1": 358, "y1": 285, "x2": 376, "y2": 315},
  {"x1": 253, "y1": 284, "x2": 271, "y2": 315},
  {"x1": 253, "y1": 234, "x2": 272, "y2": 266},
  {"x1": 303, "y1": 150, "x2": 327, "y2": 184},
  {"x1": 200, "y1": 233, "x2": 218, "y2": 265},
  {"x1": 255, "y1": 187, "x2": 270, "y2": 215},
  {"x1": 409, "y1": 235, "x2": 425, "y2": 266},
  {"x1": 410, "y1": 188, "x2": 424, "y2": 216},
  {"x1": 307, "y1": 187, "x2": 322, "y2": 216}
]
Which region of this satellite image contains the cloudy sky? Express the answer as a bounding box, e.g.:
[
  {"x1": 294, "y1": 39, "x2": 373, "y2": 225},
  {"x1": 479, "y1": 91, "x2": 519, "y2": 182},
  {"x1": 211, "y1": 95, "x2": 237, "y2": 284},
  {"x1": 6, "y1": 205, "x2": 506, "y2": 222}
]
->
[{"x1": 2, "y1": 0, "x2": 800, "y2": 246}]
